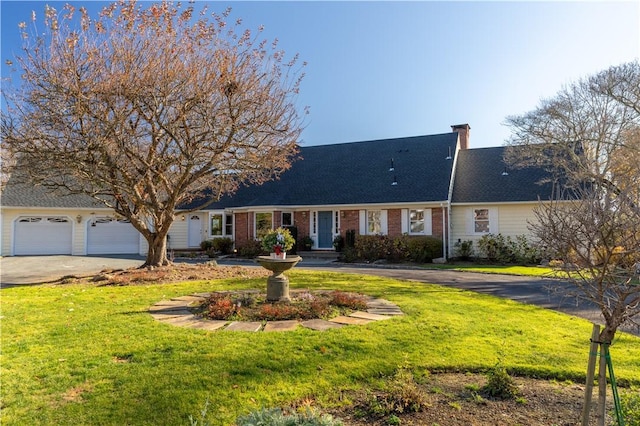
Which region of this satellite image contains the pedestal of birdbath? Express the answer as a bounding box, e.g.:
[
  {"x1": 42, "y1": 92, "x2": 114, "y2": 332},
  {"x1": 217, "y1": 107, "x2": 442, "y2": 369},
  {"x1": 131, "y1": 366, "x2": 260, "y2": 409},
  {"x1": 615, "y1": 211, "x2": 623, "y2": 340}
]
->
[{"x1": 256, "y1": 255, "x2": 302, "y2": 302}]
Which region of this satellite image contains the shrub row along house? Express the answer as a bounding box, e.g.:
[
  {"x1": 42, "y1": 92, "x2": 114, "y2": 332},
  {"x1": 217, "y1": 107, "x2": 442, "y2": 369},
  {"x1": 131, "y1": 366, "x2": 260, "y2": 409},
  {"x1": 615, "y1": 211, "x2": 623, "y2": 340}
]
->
[{"x1": 0, "y1": 124, "x2": 554, "y2": 259}]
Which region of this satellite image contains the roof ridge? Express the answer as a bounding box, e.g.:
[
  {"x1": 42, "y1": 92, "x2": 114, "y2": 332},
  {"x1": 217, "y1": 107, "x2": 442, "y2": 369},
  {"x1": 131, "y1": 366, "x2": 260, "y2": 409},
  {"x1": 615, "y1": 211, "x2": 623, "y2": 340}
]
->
[{"x1": 300, "y1": 132, "x2": 457, "y2": 148}]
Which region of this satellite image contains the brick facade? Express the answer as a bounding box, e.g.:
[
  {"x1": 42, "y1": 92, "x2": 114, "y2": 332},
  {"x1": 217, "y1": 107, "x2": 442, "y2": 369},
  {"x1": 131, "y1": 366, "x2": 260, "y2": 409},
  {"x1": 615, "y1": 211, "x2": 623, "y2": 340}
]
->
[
  {"x1": 234, "y1": 212, "x2": 249, "y2": 247},
  {"x1": 387, "y1": 209, "x2": 402, "y2": 236},
  {"x1": 338, "y1": 209, "x2": 360, "y2": 236},
  {"x1": 233, "y1": 206, "x2": 449, "y2": 255},
  {"x1": 294, "y1": 211, "x2": 310, "y2": 238}
]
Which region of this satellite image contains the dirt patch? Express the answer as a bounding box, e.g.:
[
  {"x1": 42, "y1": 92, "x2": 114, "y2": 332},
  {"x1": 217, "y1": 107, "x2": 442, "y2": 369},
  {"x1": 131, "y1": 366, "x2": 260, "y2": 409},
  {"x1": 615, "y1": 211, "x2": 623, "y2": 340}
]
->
[
  {"x1": 328, "y1": 372, "x2": 607, "y2": 426},
  {"x1": 57, "y1": 261, "x2": 270, "y2": 286}
]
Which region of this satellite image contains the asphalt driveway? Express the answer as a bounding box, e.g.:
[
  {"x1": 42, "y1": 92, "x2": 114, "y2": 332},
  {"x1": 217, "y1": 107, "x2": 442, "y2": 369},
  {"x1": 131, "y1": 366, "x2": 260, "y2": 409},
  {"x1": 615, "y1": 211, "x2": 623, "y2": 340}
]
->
[
  {"x1": 0, "y1": 255, "x2": 145, "y2": 287},
  {"x1": 1, "y1": 255, "x2": 637, "y2": 336}
]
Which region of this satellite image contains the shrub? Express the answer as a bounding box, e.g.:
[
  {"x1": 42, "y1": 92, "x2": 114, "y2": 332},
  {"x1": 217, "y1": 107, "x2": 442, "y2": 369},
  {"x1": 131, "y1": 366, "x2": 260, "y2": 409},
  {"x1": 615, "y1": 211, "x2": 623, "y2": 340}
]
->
[
  {"x1": 388, "y1": 235, "x2": 409, "y2": 263},
  {"x1": 300, "y1": 236, "x2": 314, "y2": 251},
  {"x1": 340, "y1": 246, "x2": 358, "y2": 263},
  {"x1": 477, "y1": 234, "x2": 543, "y2": 264},
  {"x1": 385, "y1": 367, "x2": 429, "y2": 414},
  {"x1": 357, "y1": 365, "x2": 428, "y2": 419},
  {"x1": 355, "y1": 235, "x2": 391, "y2": 262},
  {"x1": 236, "y1": 407, "x2": 344, "y2": 426},
  {"x1": 477, "y1": 233, "x2": 510, "y2": 263},
  {"x1": 237, "y1": 240, "x2": 264, "y2": 258},
  {"x1": 200, "y1": 239, "x2": 215, "y2": 251},
  {"x1": 481, "y1": 364, "x2": 519, "y2": 400},
  {"x1": 211, "y1": 237, "x2": 234, "y2": 255},
  {"x1": 332, "y1": 235, "x2": 345, "y2": 252},
  {"x1": 454, "y1": 239, "x2": 474, "y2": 260},
  {"x1": 406, "y1": 236, "x2": 442, "y2": 263},
  {"x1": 508, "y1": 235, "x2": 544, "y2": 264},
  {"x1": 345, "y1": 229, "x2": 356, "y2": 248}
]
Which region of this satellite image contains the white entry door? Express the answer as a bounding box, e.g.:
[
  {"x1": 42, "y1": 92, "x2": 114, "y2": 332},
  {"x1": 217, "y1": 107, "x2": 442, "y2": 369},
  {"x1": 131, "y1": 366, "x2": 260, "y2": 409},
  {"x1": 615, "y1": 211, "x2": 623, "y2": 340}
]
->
[{"x1": 188, "y1": 215, "x2": 202, "y2": 248}]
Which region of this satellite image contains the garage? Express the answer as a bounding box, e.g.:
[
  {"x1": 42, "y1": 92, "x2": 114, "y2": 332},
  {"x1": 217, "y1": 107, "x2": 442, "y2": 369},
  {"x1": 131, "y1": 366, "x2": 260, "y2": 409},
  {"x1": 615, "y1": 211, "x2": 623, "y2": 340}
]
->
[
  {"x1": 87, "y1": 217, "x2": 140, "y2": 254},
  {"x1": 14, "y1": 216, "x2": 73, "y2": 255}
]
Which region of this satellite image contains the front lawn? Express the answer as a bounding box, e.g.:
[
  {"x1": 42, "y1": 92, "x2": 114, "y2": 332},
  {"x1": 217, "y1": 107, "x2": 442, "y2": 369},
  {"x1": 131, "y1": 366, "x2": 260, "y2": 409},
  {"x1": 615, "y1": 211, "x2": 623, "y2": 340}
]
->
[
  {"x1": 420, "y1": 263, "x2": 559, "y2": 277},
  {"x1": 2, "y1": 269, "x2": 639, "y2": 425}
]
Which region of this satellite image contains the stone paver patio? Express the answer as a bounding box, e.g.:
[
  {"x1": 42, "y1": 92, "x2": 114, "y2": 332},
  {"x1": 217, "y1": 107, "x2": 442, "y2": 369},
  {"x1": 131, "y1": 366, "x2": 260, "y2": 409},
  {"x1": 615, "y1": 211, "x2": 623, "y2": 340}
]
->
[{"x1": 149, "y1": 290, "x2": 403, "y2": 332}]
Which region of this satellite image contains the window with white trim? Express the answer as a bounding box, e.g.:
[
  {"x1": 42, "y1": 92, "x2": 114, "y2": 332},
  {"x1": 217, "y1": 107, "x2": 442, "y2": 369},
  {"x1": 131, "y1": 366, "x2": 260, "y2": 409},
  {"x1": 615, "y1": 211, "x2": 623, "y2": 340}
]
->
[
  {"x1": 409, "y1": 209, "x2": 425, "y2": 234},
  {"x1": 312, "y1": 211, "x2": 317, "y2": 234},
  {"x1": 474, "y1": 209, "x2": 490, "y2": 233},
  {"x1": 367, "y1": 210, "x2": 382, "y2": 234},
  {"x1": 255, "y1": 212, "x2": 273, "y2": 239},
  {"x1": 282, "y1": 212, "x2": 293, "y2": 227},
  {"x1": 210, "y1": 214, "x2": 223, "y2": 236},
  {"x1": 209, "y1": 212, "x2": 233, "y2": 237},
  {"x1": 224, "y1": 214, "x2": 233, "y2": 236}
]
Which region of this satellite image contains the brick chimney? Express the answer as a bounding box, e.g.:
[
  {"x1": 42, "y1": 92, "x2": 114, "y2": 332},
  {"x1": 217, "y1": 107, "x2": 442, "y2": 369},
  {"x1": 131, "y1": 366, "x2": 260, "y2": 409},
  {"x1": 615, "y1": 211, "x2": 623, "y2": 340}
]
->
[{"x1": 451, "y1": 124, "x2": 470, "y2": 150}]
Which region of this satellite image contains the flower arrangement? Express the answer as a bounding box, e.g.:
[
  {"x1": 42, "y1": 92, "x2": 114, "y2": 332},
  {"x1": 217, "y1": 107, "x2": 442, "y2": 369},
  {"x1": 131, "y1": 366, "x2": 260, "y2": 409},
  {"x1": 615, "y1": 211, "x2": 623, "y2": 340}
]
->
[{"x1": 261, "y1": 227, "x2": 295, "y2": 255}]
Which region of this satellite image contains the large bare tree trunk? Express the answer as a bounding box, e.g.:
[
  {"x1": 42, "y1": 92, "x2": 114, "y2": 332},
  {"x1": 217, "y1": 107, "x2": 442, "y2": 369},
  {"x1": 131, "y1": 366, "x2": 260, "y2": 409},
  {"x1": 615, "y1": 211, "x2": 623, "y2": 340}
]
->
[
  {"x1": 1, "y1": 2, "x2": 304, "y2": 263},
  {"x1": 143, "y1": 233, "x2": 170, "y2": 267}
]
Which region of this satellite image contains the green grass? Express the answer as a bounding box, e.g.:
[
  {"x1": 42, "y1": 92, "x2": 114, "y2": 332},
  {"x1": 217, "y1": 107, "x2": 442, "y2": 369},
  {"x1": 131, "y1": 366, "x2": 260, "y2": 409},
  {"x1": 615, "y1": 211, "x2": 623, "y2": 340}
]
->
[
  {"x1": 420, "y1": 263, "x2": 562, "y2": 277},
  {"x1": 2, "y1": 270, "x2": 639, "y2": 425}
]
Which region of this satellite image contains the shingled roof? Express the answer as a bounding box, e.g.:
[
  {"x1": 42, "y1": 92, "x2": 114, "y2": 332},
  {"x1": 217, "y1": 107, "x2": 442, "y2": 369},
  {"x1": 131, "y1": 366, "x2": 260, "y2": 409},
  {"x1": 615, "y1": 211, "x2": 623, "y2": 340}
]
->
[
  {"x1": 203, "y1": 132, "x2": 459, "y2": 209},
  {"x1": 1, "y1": 175, "x2": 103, "y2": 208},
  {"x1": 451, "y1": 146, "x2": 554, "y2": 203}
]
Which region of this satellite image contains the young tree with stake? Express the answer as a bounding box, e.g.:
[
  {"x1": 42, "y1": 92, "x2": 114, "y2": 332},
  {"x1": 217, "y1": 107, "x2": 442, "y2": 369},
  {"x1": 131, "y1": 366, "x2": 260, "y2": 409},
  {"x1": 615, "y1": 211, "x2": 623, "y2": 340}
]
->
[{"x1": 505, "y1": 61, "x2": 640, "y2": 425}]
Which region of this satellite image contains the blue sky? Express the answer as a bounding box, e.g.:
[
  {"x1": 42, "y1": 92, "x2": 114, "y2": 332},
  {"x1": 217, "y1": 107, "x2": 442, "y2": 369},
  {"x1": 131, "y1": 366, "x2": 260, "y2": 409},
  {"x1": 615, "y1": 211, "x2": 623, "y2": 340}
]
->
[{"x1": 2, "y1": 1, "x2": 639, "y2": 148}]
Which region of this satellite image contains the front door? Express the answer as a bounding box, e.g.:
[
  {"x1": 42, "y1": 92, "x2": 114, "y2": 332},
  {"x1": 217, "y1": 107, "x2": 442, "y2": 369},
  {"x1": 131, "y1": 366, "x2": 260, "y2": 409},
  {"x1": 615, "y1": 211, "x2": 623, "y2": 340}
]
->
[
  {"x1": 317, "y1": 211, "x2": 333, "y2": 249},
  {"x1": 188, "y1": 215, "x2": 202, "y2": 248}
]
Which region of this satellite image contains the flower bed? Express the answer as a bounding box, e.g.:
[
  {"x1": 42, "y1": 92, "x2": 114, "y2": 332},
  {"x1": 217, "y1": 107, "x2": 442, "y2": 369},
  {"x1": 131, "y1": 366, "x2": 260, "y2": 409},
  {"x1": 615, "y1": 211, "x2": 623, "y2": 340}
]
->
[{"x1": 197, "y1": 290, "x2": 368, "y2": 321}]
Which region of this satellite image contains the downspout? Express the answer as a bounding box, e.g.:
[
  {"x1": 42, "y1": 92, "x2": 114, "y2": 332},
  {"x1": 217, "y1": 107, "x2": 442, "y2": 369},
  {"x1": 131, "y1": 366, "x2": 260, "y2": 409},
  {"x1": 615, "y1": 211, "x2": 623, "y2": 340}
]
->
[
  {"x1": 440, "y1": 203, "x2": 447, "y2": 260},
  {"x1": 447, "y1": 200, "x2": 452, "y2": 259}
]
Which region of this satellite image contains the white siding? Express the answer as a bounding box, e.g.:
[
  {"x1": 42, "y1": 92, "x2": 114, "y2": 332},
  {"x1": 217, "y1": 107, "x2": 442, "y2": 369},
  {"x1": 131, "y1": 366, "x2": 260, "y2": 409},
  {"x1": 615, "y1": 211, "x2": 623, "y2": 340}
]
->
[
  {"x1": 0, "y1": 208, "x2": 149, "y2": 256},
  {"x1": 168, "y1": 217, "x2": 189, "y2": 250},
  {"x1": 1, "y1": 208, "x2": 109, "y2": 256},
  {"x1": 450, "y1": 203, "x2": 541, "y2": 256}
]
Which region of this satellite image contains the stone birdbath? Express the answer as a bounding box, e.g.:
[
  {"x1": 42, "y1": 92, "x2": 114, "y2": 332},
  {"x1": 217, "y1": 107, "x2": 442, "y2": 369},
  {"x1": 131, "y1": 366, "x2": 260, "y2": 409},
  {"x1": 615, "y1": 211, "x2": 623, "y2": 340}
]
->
[{"x1": 256, "y1": 255, "x2": 302, "y2": 302}]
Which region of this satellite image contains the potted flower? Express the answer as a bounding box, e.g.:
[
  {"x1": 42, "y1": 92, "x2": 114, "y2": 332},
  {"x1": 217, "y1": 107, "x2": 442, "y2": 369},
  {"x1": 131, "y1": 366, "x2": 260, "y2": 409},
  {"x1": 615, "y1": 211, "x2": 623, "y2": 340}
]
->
[
  {"x1": 300, "y1": 236, "x2": 314, "y2": 251},
  {"x1": 261, "y1": 227, "x2": 295, "y2": 259}
]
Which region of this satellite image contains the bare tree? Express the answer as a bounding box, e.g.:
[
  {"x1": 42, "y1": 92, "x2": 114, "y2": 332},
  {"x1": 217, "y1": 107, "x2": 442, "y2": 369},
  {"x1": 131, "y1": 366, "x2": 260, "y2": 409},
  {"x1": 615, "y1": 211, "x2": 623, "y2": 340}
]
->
[
  {"x1": 1, "y1": 1, "x2": 306, "y2": 267},
  {"x1": 505, "y1": 61, "x2": 640, "y2": 425}
]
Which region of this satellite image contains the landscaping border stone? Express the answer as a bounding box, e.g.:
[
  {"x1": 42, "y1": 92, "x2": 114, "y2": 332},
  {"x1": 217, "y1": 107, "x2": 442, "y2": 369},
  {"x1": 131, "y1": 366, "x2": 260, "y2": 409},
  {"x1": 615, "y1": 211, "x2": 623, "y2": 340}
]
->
[{"x1": 149, "y1": 290, "x2": 403, "y2": 332}]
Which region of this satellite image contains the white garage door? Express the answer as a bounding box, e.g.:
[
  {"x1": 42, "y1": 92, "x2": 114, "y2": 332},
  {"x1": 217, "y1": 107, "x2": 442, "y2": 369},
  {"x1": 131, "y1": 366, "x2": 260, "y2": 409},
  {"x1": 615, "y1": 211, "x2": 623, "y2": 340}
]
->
[
  {"x1": 87, "y1": 217, "x2": 140, "y2": 254},
  {"x1": 15, "y1": 216, "x2": 73, "y2": 255}
]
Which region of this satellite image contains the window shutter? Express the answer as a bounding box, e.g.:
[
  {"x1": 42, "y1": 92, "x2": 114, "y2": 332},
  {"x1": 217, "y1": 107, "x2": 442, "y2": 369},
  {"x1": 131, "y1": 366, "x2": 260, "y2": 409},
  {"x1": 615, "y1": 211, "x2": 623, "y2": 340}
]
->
[
  {"x1": 401, "y1": 209, "x2": 409, "y2": 234},
  {"x1": 465, "y1": 208, "x2": 474, "y2": 234},
  {"x1": 359, "y1": 210, "x2": 366, "y2": 235},
  {"x1": 380, "y1": 210, "x2": 388, "y2": 235},
  {"x1": 489, "y1": 208, "x2": 499, "y2": 234},
  {"x1": 424, "y1": 208, "x2": 433, "y2": 235}
]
